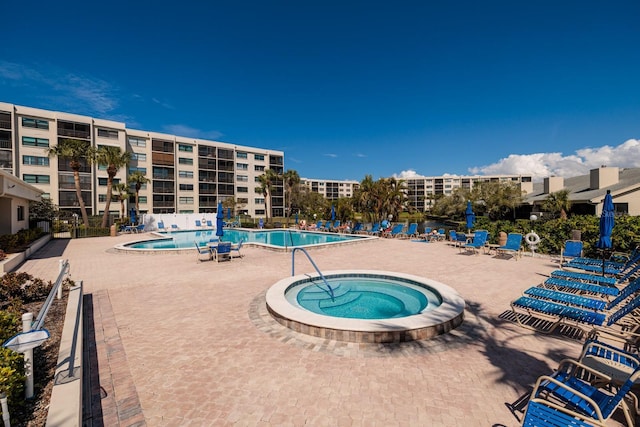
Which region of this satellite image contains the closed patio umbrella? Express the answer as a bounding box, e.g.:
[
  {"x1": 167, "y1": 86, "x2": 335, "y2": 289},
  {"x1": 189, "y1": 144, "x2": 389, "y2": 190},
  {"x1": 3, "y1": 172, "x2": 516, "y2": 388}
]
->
[
  {"x1": 465, "y1": 201, "x2": 475, "y2": 233},
  {"x1": 216, "y1": 201, "x2": 224, "y2": 240},
  {"x1": 129, "y1": 207, "x2": 137, "y2": 225},
  {"x1": 227, "y1": 207, "x2": 232, "y2": 220},
  {"x1": 331, "y1": 205, "x2": 335, "y2": 221},
  {"x1": 596, "y1": 190, "x2": 615, "y2": 276}
]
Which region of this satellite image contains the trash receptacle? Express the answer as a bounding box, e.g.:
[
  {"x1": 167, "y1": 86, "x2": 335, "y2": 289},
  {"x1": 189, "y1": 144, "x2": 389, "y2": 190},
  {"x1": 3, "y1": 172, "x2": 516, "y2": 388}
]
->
[
  {"x1": 498, "y1": 231, "x2": 507, "y2": 246},
  {"x1": 110, "y1": 224, "x2": 116, "y2": 237},
  {"x1": 571, "y1": 229, "x2": 581, "y2": 241}
]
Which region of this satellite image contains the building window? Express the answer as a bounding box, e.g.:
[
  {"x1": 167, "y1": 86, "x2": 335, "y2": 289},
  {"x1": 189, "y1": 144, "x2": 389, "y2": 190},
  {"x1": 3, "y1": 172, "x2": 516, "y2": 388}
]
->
[
  {"x1": 254, "y1": 154, "x2": 264, "y2": 161},
  {"x1": 17, "y1": 205, "x2": 25, "y2": 221},
  {"x1": 179, "y1": 184, "x2": 194, "y2": 191},
  {"x1": 254, "y1": 165, "x2": 265, "y2": 172},
  {"x1": 236, "y1": 163, "x2": 248, "y2": 170},
  {"x1": 22, "y1": 155, "x2": 50, "y2": 166},
  {"x1": 178, "y1": 144, "x2": 193, "y2": 152},
  {"x1": 131, "y1": 153, "x2": 147, "y2": 162},
  {"x1": 99, "y1": 194, "x2": 107, "y2": 202},
  {"x1": 237, "y1": 198, "x2": 248, "y2": 203},
  {"x1": 139, "y1": 196, "x2": 147, "y2": 204},
  {"x1": 97, "y1": 128, "x2": 119, "y2": 139},
  {"x1": 179, "y1": 196, "x2": 194, "y2": 204},
  {"x1": 255, "y1": 198, "x2": 265, "y2": 204},
  {"x1": 22, "y1": 117, "x2": 49, "y2": 129},
  {"x1": 22, "y1": 136, "x2": 49, "y2": 147},
  {"x1": 255, "y1": 209, "x2": 265, "y2": 215},
  {"x1": 178, "y1": 157, "x2": 193, "y2": 165},
  {"x1": 129, "y1": 167, "x2": 147, "y2": 175},
  {"x1": 237, "y1": 186, "x2": 248, "y2": 193},
  {"x1": 179, "y1": 170, "x2": 194, "y2": 178},
  {"x1": 98, "y1": 178, "x2": 120, "y2": 186},
  {"x1": 236, "y1": 152, "x2": 248, "y2": 159},
  {"x1": 128, "y1": 136, "x2": 147, "y2": 147},
  {"x1": 237, "y1": 175, "x2": 248, "y2": 182},
  {"x1": 23, "y1": 174, "x2": 50, "y2": 184}
]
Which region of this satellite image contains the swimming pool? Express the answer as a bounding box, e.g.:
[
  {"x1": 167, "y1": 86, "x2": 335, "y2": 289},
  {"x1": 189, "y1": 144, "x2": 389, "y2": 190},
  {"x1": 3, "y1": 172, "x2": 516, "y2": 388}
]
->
[
  {"x1": 118, "y1": 229, "x2": 374, "y2": 251},
  {"x1": 266, "y1": 270, "x2": 465, "y2": 343}
]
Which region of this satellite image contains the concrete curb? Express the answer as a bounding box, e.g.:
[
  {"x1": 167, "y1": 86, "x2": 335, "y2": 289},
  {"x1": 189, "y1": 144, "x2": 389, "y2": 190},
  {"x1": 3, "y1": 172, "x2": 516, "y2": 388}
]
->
[
  {"x1": 1, "y1": 234, "x2": 51, "y2": 274},
  {"x1": 46, "y1": 282, "x2": 83, "y2": 427}
]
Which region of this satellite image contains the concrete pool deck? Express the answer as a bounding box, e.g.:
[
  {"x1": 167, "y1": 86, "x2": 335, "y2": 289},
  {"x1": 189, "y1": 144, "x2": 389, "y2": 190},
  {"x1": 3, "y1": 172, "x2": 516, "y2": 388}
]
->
[{"x1": 15, "y1": 234, "x2": 629, "y2": 426}]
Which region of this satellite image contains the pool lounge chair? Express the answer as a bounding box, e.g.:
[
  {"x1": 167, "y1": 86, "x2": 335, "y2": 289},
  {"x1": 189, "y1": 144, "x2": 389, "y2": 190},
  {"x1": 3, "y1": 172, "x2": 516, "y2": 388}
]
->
[
  {"x1": 463, "y1": 230, "x2": 488, "y2": 255},
  {"x1": 367, "y1": 223, "x2": 381, "y2": 236},
  {"x1": 230, "y1": 239, "x2": 244, "y2": 258},
  {"x1": 171, "y1": 224, "x2": 180, "y2": 231},
  {"x1": 382, "y1": 224, "x2": 404, "y2": 238},
  {"x1": 496, "y1": 233, "x2": 522, "y2": 260},
  {"x1": 212, "y1": 242, "x2": 232, "y2": 262},
  {"x1": 133, "y1": 224, "x2": 145, "y2": 233},
  {"x1": 529, "y1": 358, "x2": 640, "y2": 427},
  {"x1": 194, "y1": 242, "x2": 213, "y2": 262},
  {"x1": 399, "y1": 223, "x2": 418, "y2": 239},
  {"x1": 195, "y1": 220, "x2": 203, "y2": 228},
  {"x1": 157, "y1": 221, "x2": 167, "y2": 232},
  {"x1": 578, "y1": 339, "x2": 640, "y2": 386},
  {"x1": 559, "y1": 240, "x2": 584, "y2": 265},
  {"x1": 520, "y1": 398, "x2": 605, "y2": 427},
  {"x1": 206, "y1": 220, "x2": 213, "y2": 228}
]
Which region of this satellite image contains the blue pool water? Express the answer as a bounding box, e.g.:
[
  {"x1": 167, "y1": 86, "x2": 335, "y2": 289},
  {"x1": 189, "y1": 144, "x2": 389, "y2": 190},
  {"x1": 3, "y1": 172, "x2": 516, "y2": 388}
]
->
[
  {"x1": 292, "y1": 277, "x2": 439, "y2": 319},
  {"x1": 125, "y1": 229, "x2": 364, "y2": 249}
]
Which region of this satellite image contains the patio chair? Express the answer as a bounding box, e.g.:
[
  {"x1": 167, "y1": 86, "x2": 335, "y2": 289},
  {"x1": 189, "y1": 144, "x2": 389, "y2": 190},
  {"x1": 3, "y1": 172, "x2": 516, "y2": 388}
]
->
[
  {"x1": 578, "y1": 339, "x2": 640, "y2": 386},
  {"x1": 559, "y1": 240, "x2": 583, "y2": 265},
  {"x1": 367, "y1": 222, "x2": 381, "y2": 236},
  {"x1": 171, "y1": 224, "x2": 180, "y2": 231},
  {"x1": 400, "y1": 223, "x2": 418, "y2": 239},
  {"x1": 206, "y1": 220, "x2": 213, "y2": 228},
  {"x1": 463, "y1": 230, "x2": 488, "y2": 255},
  {"x1": 133, "y1": 224, "x2": 145, "y2": 233},
  {"x1": 352, "y1": 222, "x2": 364, "y2": 234},
  {"x1": 436, "y1": 228, "x2": 446, "y2": 241},
  {"x1": 496, "y1": 233, "x2": 522, "y2": 260},
  {"x1": 543, "y1": 276, "x2": 620, "y2": 298},
  {"x1": 529, "y1": 358, "x2": 640, "y2": 427},
  {"x1": 551, "y1": 270, "x2": 618, "y2": 287},
  {"x1": 157, "y1": 221, "x2": 167, "y2": 232},
  {"x1": 563, "y1": 248, "x2": 640, "y2": 276},
  {"x1": 520, "y1": 398, "x2": 606, "y2": 427},
  {"x1": 330, "y1": 220, "x2": 341, "y2": 232},
  {"x1": 213, "y1": 242, "x2": 232, "y2": 262},
  {"x1": 383, "y1": 224, "x2": 404, "y2": 238},
  {"x1": 230, "y1": 239, "x2": 244, "y2": 258},
  {"x1": 195, "y1": 220, "x2": 203, "y2": 228},
  {"x1": 194, "y1": 242, "x2": 212, "y2": 262}
]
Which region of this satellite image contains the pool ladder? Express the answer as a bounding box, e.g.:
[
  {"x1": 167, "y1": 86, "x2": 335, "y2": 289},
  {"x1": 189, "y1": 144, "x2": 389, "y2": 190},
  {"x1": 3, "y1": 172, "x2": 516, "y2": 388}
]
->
[{"x1": 291, "y1": 247, "x2": 334, "y2": 301}]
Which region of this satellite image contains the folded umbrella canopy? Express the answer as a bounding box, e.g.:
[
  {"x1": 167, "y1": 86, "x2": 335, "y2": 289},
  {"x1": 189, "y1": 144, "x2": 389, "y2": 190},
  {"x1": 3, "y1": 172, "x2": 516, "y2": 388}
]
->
[
  {"x1": 465, "y1": 201, "x2": 475, "y2": 233},
  {"x1": 331, "y1": 205, "x2": 336, "y2": 221},
  {"x1": 129, "y1": 207, "x2": 137, "y2": 225},
  {"x1": 596, "y1": 190, "x2": 615, "y2": 276},
  {"x1": 216, "y1": 201, "x2": 225, "y2": 239}
]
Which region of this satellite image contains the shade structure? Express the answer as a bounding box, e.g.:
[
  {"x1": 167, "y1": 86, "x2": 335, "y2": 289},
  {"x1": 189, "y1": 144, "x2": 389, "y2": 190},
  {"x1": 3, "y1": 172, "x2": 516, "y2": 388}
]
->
[
  {"x1": 129, "y1": 207, "x2": 137, "y2": 225},
  {"x1": 596, "y1": 191, "x2": 615, "y2": 275},
  {"x1": 331, "y1": 205, "x2": 336, "y2": 221},
  {"x1": 216, "y1": 202, "x2": 224, "y2": 238},
  {"x1": 465, "y1": 201, "x2": 475, "y2": 232}
]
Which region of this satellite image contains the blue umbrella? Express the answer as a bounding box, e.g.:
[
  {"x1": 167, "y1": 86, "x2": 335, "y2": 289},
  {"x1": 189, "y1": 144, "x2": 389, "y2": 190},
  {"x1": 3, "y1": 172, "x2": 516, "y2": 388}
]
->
[
  {"x1": 295, "y1": 212, "x2": 298, "y2": 224},
  {"x1": 216, "y1": 202, "x2": 224, "y2": 239},
  {"x1": 331, "y1": 205, "x2": 336, "y2": 221},
  {"x1": 596, "y1": 190, "x2": 615, "y2": 275},
  {"x1": 227, "y1": 207, "x2": 232, "y2": 220},
  {"x1": 465, "y1": 201, "x2": 475, "y2": 233},
  {"x1": 129, "y1": 207, "x2": 137, "y2": 225}
]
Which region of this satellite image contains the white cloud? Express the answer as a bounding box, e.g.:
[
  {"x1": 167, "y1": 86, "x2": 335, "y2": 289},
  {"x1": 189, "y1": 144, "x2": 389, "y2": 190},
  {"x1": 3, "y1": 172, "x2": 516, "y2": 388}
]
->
[
  {"x1": 324, "y1": 153, "x2": 338, "y2": 158},
  {"x1": 394, "y1": 169, "x2": 423, "y2": 179},
  {"x1": 469, "y1": 139, "x2": 640, "y2": 180},
  {"x1": 162, "y1": 124, "x2": 222, "y2": 140},
  {"x1": 355, "y1": 153, "x2": 367, "y2": 158}
]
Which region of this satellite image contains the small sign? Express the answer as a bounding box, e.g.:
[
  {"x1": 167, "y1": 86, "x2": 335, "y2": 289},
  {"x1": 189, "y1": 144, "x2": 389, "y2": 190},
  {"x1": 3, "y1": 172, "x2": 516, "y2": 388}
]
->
[{"x1": 3, "y1": 329, "x2": 50, "y2": 353}]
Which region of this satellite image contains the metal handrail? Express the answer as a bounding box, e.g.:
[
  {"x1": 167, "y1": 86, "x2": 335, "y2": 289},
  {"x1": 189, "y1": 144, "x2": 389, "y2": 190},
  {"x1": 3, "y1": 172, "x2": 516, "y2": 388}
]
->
[
  {"x1": 291, "y1": 247, "x2": 334, "y2": 301},
  {"x1": 32, "y1": 259, "x2": 70, "y2": 330}
]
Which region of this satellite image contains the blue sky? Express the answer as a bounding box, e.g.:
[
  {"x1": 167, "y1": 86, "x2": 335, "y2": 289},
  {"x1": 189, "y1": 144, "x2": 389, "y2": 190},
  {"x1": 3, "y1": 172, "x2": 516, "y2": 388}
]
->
[{"x1": 2, "y1": 1, "x2": 639, "y2": 181}]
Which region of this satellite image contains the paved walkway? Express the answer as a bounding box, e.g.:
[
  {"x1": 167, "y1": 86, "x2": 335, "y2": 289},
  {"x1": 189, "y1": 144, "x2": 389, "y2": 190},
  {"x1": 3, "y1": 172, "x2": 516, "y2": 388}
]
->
[{"x1": 16, "y1": 234, "x2": 629, "y2": 426}]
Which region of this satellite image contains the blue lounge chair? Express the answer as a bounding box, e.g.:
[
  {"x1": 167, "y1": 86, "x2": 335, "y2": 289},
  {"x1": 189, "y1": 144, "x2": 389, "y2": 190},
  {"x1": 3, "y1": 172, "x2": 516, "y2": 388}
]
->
[
  {"x1": 579, "y1": 339, "x2": 640, "y2": 385},
  {"x1": 463, "y1": 230, "x2": 488, "y2": 255},
  {"x1": 559, "y1": 240, "x2": 583, "y2": 265},
  {"x1": 550, "y1": 270, "x2": 618, "y2": 287},
  {"x1": 134, "y1": 224, "x2": 145, "y2": 233},
  {"x1": 496, "y1": 233, "x2": 522, "y2": 260},
  {"x1": 530, "y1": 358, "x2": 639, "y2": 427},
  {"x1": 543, "y1": 277, "x2": 619, "y2": 298},
  {"x1": 402, "y1": 223, "x2": 419, "y2": 239},
  {"x1": 368, "y1": 223, "x2": 381, "y2": 236},
  {"x1": 521, "y1": 398, "x2": 601, "y2": 427},
  {"x1": 212, "y1": 242, "x2": 232, "y2": 262},
  {"x1": 383, "y1": 224, "x2": 404, "y2": 238},
  {"x1": 157, "y1": 221, "x2": 167, "y2": 232},
  {"x1": 195, "y1": 220, "x2": 203, "y2": 228},
  {"x1": 194, "y1": 242, "x2": 212, "y2": 262},
  {"x1": 171, "y1": 224, "x2": 179, "y2": 231},
  {"x1": 206, "y1": 220, "x2": 213, "y2": 228},
  {"x1": 436, "y1": 228, "x2": 446, "y2": 241},
  {"x1": 230, "y1": 239, "x2": 244, "y2": 258},
  {"x1": 330, "y1": 220, "x2": 341, "y2": 232},
  {"x1": 352, "y1": 222, "x2": 363, "y2": 234}
]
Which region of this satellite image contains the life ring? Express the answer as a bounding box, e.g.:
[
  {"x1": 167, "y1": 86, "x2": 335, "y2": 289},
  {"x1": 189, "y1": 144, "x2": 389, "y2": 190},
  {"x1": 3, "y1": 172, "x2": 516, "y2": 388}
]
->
[{"x1": 525, "y1": 232, "x2": 541, "y2": 246}]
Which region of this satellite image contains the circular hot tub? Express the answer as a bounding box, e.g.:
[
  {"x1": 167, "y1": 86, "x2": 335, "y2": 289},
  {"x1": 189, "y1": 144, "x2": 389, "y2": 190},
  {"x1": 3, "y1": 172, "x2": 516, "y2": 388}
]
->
[{"x1": 265, "y1": 270, "x2": 465, "y2": 343}]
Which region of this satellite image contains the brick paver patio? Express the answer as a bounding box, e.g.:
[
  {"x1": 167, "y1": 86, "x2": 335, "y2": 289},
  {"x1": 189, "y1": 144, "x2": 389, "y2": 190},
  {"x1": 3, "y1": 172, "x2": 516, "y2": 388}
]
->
[{"x1": 16, "y1": 233, "x2": 630, "y2": 426}]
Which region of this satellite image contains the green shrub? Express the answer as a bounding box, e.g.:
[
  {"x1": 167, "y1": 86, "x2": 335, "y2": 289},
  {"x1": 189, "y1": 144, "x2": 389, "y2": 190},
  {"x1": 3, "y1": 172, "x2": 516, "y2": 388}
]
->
[{"x1": 0, "y1": 348, "x2": 25, "y2": 412}]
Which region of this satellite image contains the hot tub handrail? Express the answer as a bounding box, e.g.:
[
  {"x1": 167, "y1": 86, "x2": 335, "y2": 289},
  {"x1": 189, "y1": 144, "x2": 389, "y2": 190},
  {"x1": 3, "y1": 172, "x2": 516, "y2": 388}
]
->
[
  {"x1": 291, "y1": 247, "x2": 334, "y2": 301},
  {"x1": 33, "y1": 259, "x2": 70, "y2": 331}
]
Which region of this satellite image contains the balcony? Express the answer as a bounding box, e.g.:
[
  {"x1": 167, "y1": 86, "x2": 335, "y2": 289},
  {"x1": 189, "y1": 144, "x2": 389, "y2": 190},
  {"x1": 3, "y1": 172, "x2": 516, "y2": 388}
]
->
[
  {"x1": 0, "y1": 121, "x2": 11, "y2": 130},
  {"x1": 0, "y1": 140, "x2": 11, "y2": 149},
  {"x1": 57, "y1": 129, "x2": 90, "y2": 139}
]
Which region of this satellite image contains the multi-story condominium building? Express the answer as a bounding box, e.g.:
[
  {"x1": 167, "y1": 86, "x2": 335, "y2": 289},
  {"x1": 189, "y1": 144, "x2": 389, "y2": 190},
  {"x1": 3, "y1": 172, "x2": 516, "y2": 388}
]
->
[
  {"x1": 300, "y1": 178, "x2": 360, "y2": 200},
  {"x1": 405, "y1": 174, "x2": 534, "y2": 212},
  {"x1": 0, "y1": 102, "x2": 284, "y2": 218}
]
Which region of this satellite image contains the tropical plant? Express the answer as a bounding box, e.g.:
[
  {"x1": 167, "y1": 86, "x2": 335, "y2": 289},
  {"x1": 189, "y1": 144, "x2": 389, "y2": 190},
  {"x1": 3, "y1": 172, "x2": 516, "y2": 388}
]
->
[
  {"x1": 255, "y1": 169, "x2": 279, "y2": 223},
  {"x1": 470, "y1": 181, "x2": 524, "y2": 220},
  {"x1": 127, "y1": 170, "x2": 150, "y2": 217},
  {"x1": 282, "y1": 169, "x2": 301, "y2": 225},
  {"x1": 47, "y1": 138, "x2": 92, "y2": 226},
  {"x1": 29, "y1": 198, "x2": 59, "y2": 221},
  {"x1": 353, "y1": 175, "x2": 408, "y2": 222},
  {"x1": 94, "y1": 146, "x2": 131, "y2": 227},
  {"x1": 112, "y1": 183, "x2": 130, "y2": 219},
  {"x1": 541, "y1": 189, "x2": 572, "y2": 219}
]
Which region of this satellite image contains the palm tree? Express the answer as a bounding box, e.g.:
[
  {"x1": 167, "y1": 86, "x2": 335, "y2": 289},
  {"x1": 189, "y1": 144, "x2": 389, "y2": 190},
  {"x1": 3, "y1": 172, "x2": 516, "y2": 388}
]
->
[
  {"x1": 112, "y1": 183, "x2": 131, "y2": 219},
  {"x1": 127, "y1": 170, "x2": 150, "y2": 217},
  {"x1": 542, "y1": 190, "x2": 572, "y2": 219},
  {"x1": 353, "y1": 175, "x2": 376, "y2": 222},
  {"x1": 282, "y1": 169, "x2": 301, "y2": 225},
  {"x1": 94, "y1": 146, "x2": 131, "y2": 227},
  {"x1": 256, "y1": 169, "x2": 278, "y2": 224},
  {"x1": 47, "y1": 138, "x2": 92, "y2": 226}
]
